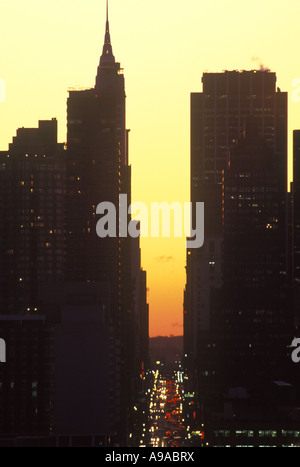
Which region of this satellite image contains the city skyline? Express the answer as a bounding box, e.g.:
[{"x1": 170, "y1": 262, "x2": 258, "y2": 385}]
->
[
  {"x1": 1, "y1": 0, "x2": 300, "y2": 337},
  {"x1": 1, "y1": 0, "x2": 300, "y2": 449}
]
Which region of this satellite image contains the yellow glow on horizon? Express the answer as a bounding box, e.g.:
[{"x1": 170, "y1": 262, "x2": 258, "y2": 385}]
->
[{"x1": 1, "y1": 0, "x2": 300, "y2": 337}]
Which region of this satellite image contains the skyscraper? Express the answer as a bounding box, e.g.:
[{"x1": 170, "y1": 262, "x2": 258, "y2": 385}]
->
[
  {"x1": 219, "y1": 118, "x2": 293, "y2": 385},
  {"x1": 0, "y1": 119, "x2": 65, "y2": 440},
  {"x1": 293, "y1": 130, "x2": 300, "y2": 283},
  {"x1": 65, "y1": 3, "x2": 137, "y2": 442},
  {"x1": 185, "y1": 70, "x2": 292, "y2": 396},
  {"x1": 0, "y1": 119, "x2": 66, "y2": 314},
  {"x1": 291, "y1": 130, "x2": 300, "y2": 336},
  {"x1": 66, "y1": 6, "x2": 130, "y2": 290}
]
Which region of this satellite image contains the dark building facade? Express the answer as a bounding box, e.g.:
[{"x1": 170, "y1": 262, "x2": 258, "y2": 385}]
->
[
  {"x1": 185, "y1": 70, "x2": 288, "y2": 373},
  {"x1": 131, "y1": 222, "x2": 150, "y2": 377},
  {"x1": 293, "y1": 130, "x2": 300, "y2": 284},
  {"x1": 39, "y1": 281, "x2": 113, "y2": 443},
  {"x1": 0, "y1": 120, "x2": 63, "y2": 440},
  {"x1": 292, "y1": 130, "x2": 300, "y2": 334},
  {"x1": 0, "y1": 313, "x2": 55, "y2": 438},
  {"x1": 218, "y1": 120, "x2": 293, "y2": 386},
  {"x1": 0, "y1": 282, "x2": 114, "y2": 447},
  {"x1": 184, "y1": 70, "x2": 295, "y2": 415},
  {"x1": 0, "y1": 119, "x2": 66, "y2": 314}
]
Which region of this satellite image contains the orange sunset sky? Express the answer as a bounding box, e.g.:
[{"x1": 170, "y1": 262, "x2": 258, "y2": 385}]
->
[{"x1": 1, "y1": 0, "x2": 300, "y2": 337}]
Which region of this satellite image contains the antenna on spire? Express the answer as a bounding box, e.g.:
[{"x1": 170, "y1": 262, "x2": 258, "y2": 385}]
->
[
  {"x1": 105, "y1": 0, "x2": 110, "y2": 37},
  {"x1": 99, "y1": 0, "x2": 115, "y2": 65}
]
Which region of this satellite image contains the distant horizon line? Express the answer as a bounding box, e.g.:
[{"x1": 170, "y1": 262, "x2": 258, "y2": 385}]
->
[{"x1": 150, "y1": 335, "x2": 183, "y2": 339}]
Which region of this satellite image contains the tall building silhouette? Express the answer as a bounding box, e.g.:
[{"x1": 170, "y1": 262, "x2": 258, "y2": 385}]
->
[
  {"x1": 0, "y1": 3, "x2": 149, "y2": 446},
  {"x1": 184, "y1": 70, "x2": 294, "y2": 407},
  {"x1": 0, "y1": 119, "x2": 66, "y2": 313},
  {"x1": 293, "y1": 130, "x2": 300, "y2": 283},
  {"x1": 0, "y1": 119, "x2": 65, "y2": 439},
  {"x1": 219, "y1": 118, "x2": 293, "y2": 384},
  {"x1": 65, "y1": 4, "x2": 134, "y2": 441},
  {"x1": 66, "y1": 6, "x2": 130, "y2": 288},
  {"x1": 189, "y1": 71, "x2": 287, "y2": 241},
  {"x1": 291, "y1": 130, "x2": 300, "y2": 337}
]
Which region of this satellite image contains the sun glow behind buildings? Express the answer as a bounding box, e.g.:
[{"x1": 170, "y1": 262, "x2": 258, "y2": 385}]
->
[{"x1": 1, "y1": 0, "x2": 300, "y2": 336}]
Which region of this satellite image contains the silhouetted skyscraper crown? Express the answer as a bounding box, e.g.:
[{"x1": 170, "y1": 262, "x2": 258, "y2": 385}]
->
[
  {"x1": 95, "y1": 0, "x2": 124, "y2": 93},
  {"x1": 100, "y1": 0, "x2": 115, "y2": 65}
]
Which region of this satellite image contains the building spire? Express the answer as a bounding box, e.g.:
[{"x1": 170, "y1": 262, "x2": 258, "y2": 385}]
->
[
  {"x1": 100, "y1": 0, "x2": 115, "y2": 64},
  {"x1": 105, "y1": 0, "x2": 109, "y2": 42}
]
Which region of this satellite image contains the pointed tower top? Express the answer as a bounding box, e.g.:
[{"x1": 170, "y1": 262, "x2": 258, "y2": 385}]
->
[{"x1": 100, "y1": 0, "x2": 115, "y2": 65}]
